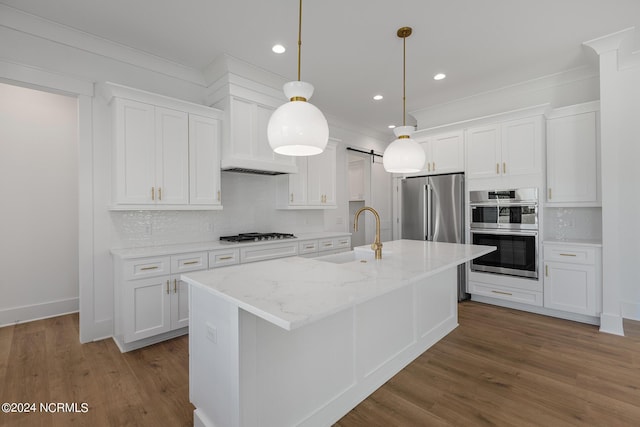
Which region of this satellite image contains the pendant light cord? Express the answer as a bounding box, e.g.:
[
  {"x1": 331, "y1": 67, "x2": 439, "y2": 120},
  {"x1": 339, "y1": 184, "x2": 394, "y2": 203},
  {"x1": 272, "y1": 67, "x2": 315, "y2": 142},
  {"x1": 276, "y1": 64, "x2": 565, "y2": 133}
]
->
[
  {"x1": 297, "y1": 0, "x2": 302, "y2": 81},
  {"x1": 402, "y1": 34, "x2": 406, "y2": 126}
]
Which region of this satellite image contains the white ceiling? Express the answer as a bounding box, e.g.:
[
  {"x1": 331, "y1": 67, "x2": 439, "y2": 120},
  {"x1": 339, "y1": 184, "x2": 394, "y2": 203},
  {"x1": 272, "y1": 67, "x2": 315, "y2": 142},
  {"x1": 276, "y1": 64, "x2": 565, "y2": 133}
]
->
[{"x1": 2, "y1": 0, "x2": 639, "y2": 136}]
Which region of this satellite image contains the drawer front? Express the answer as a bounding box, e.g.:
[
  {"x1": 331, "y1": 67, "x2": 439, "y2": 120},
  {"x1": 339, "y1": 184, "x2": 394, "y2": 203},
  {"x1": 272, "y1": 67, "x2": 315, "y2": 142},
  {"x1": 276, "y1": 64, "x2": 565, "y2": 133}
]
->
[
  {"x1": 298, "y1": 240, "x2": 319, "y2": 255},
  {"x1": 543, "y1": 245, "x2": 596, "y2": 265},
  {"x1": 209, "y1": 249, "x2": 240, "y2": 268},
  {"x1": 124, "y1": 256, "x2": 171, "y2": 280},
  {"x1": 334, "y1": 236, "x2": 351, "y2": 250},
  {"x1": 240, "y1": 242, "x2": 298, "y2": 264},
  {"x1": 318, "y1": 238, "x2": 336, "y2": 252},
  {"x1": 469, "y1": 281, "x2": 543, "y2": 306},
  {"x1": 170, "y1": 252, "x2": 208, "y2": 273}
]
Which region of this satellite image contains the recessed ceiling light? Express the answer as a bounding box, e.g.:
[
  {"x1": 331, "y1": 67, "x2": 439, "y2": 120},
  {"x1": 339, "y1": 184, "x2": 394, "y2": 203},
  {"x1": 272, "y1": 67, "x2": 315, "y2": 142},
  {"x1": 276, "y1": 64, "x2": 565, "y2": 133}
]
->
[
  {"x1": 433, "y1": 73, "x2": 446, "y2": 81},
  {"x1": 373, "y1": 94, "x2": 383, "y2": 101},
  {"x1": 388, "y1": 125, "x2": 396, "y2": 129},
  {"x1": 272, "y1": 44, "x2": 286, "y2": 54}
]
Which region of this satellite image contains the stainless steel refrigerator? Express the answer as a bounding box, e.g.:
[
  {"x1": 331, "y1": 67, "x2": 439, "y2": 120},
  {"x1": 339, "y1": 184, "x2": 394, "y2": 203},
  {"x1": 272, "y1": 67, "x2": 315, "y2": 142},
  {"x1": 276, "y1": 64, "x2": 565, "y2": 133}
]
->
[{"x1": 401, "y1": 173, "x2": 467, "y2": 300}]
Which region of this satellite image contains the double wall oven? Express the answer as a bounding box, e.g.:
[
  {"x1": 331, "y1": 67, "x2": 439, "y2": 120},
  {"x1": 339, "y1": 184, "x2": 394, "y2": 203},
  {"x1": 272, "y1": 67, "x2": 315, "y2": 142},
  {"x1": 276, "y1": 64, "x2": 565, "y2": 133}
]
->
[{"x1": 470, "y1": 188, "x2": 539, "y2": 279}]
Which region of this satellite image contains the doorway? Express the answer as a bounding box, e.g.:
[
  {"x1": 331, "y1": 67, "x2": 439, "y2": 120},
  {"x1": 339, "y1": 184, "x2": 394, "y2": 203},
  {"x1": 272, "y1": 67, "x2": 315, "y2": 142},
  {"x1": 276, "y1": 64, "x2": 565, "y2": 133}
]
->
[{"x1": 0, "y1": 82, "x2": 79, "y2": 325}]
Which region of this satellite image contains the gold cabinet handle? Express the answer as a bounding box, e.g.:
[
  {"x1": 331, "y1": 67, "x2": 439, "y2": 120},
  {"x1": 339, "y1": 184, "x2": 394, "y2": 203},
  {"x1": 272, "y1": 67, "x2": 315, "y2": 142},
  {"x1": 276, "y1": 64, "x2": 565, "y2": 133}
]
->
[
  {"x1": 217, "y1": 190, "x2": 221, "y2": 202},
  {"x1": 151, "y1": 187, "x2": 155, "y2": 201},
  {"x1": 559, "y1": 253, "x2": 577, "y2": 257},
  {"x1": 548, "y1": 188, "x2": 552, "y2": 200},
  {"x1": 158, "y1": 187, "x2": 162, "y2": 201},
  {"x1": 323, "y1": 243, "x2": 333, "y2": 247},
  {"x1": 339, "y1": 240, "x2": 348, "y2": 245},
  {"x1": 291, "y1": 193, "x2": 294, "y2": 202},
  {"x1": 174, "y1": 279, "x2": 177, "y2": 293},
  {"x1": 427, "y1": 162, "x2": 431, "y2": 172},
  {"x1": 545, "y1": 265, "x2": 549, "y2": 277},
  {"x1": 304, "y1": 245, "x2": 315, "y2": 249},
  {"x1": 184, "y1": 260, "x2": 199, "y2": 265},
  {"x1": 496, "y1": 163, "x2": 500, "y2": 174},
  {"x1": 432, "y1": 162, "x2": 435, "y2": 171},
  {"x1": 219, "y1": 256, "x2": 233, "y2": 261},
  {"x1": 503, "y1": 162, "x2": 506, "y2": 174},
  {"x1": 166, "y1": 280, "x2": 170, "y2": 294},
  {"x1": 140, "y1": 266, "x2": 158, "y2": 271},
  {"x1": 492, "y1": 290, "x2": 512, "y2": 296}
]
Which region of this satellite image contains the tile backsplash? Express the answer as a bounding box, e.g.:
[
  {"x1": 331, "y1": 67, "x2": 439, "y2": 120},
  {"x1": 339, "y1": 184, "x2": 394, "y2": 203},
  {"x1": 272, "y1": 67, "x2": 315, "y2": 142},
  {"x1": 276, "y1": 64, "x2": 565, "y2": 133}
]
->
[
  {"x1": 543, "y1": 207, "x2": 602, "y2": 241},
  {"x1": 110, "y1": 172, "x2": 325, "y2": 248}
]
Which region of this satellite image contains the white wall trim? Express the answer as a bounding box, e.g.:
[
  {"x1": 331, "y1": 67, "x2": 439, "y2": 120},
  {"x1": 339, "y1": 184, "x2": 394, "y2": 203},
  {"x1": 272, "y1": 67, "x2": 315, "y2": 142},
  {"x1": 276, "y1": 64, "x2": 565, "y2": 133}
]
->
[
  {"x1": 600, "y1": 313, "x2": 625, "y2": 336},
  {"x1": 622, "y1": 302, "x2": 640, "y2": 322},
  {"x1": 0, "y1": 3, "x2": 205, "y2": 86},
  {"x1": 0, "y1": 298, "x2": 79, "y2": 328},
  {"x1": 0, "y1": 58, "x2": 93, "y2": 96}
]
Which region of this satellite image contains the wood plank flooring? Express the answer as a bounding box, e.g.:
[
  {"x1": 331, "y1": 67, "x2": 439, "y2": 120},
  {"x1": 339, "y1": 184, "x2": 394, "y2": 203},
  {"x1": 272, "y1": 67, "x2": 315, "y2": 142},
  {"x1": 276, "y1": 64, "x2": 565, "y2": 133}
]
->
[{"x1": 1, "y1": 302, "x2": 639, "y2": 426}]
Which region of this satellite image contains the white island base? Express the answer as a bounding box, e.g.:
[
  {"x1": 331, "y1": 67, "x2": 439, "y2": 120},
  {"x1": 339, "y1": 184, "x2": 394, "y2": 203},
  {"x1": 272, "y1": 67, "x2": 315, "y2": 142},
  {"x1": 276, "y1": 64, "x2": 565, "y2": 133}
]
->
[{"x1": 184, "y1": 240, "x2": 494, "y2": 427}]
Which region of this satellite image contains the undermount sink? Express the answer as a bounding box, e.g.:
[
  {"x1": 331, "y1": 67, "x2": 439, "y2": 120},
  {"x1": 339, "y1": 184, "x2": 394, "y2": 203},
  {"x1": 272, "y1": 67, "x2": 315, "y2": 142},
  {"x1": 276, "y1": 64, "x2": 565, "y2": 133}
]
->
[{"x1": 316, "y1": 248, "x2": 390, "y2": 264}]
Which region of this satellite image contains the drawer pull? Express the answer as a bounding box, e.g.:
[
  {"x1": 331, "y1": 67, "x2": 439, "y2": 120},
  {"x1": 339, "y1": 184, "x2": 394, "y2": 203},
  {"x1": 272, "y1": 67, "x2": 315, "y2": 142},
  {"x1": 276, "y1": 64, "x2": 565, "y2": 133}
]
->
[
  {"x1": 339, "y1": 240, "x2": 348, "y2": 245},
  {"x1": 559, "y1": 253, "x2": 577, "y2": 257},
  {"x1": 174, "y1": 279, "x2": 178, "y2": 293},
  {"x1": 166, "y1": 280, "x2": 170, "y2": 294},
  {"x1": 183, "y1": 260, "x2": 199, "y2": 265},
  {"x1": 140, "y1": 266, "x2": 159, "y2": 271},
  {"x1": 323, "y1": 243, "x2": 333, "y2": 247},
  {"x1": 219, "y1": 256, "x2": 233, "y2": 261},
  {"x1": 492, "y1": 290, "x2": 513, "y2": 296},
  {"x1": 545, "y1": 265, "x2": 549, "y2": 277},
  {"x1": 305, "y1": 245, "x2": 315, "y2": 249}
]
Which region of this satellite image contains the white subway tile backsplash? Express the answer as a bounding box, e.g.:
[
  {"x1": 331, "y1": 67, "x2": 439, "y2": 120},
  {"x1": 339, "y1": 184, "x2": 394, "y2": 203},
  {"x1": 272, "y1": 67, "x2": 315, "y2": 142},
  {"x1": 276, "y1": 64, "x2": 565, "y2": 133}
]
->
[
  {"x1": 543, "y1": 207, "x2": 602, "y2": 241},
  {"x1": 111, "y1": 172, "x2": 325, "y2": 249}
]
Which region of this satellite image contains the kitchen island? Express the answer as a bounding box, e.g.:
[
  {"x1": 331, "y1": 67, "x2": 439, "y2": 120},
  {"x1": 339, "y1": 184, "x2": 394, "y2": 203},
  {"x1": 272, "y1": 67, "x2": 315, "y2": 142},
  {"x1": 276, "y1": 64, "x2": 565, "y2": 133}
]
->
[{"x1": 182, "y1": 239, "x2": 495, "y2": 427}]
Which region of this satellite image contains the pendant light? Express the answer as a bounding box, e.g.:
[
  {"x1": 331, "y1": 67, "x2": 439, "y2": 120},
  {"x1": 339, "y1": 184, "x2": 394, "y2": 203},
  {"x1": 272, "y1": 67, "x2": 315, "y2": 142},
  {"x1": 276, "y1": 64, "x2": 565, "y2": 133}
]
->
[
  {"x1": 267, "y1": 0, "x2": 329, "y2": 156},
  {"x1": 383, "y1": 27, "x2": 426, "y2": 173}
]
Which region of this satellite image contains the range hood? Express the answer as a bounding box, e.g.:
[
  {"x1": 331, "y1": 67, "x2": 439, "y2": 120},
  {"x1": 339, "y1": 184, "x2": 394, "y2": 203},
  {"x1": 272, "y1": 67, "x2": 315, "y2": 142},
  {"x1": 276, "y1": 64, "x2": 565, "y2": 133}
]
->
[{"x1": 206, "y1": 55, "x2": 299, "y2": 176}]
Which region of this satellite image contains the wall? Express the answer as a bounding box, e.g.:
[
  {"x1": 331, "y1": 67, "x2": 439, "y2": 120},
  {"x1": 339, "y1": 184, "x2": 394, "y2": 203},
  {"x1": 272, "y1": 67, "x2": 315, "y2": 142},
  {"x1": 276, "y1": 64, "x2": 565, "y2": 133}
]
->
[
  {"x1": 543, "y1": 207, "x2": 603, "y2": 241},
  {"x1": 0, "y1": 83, "x2": 78, "y2": 326}
]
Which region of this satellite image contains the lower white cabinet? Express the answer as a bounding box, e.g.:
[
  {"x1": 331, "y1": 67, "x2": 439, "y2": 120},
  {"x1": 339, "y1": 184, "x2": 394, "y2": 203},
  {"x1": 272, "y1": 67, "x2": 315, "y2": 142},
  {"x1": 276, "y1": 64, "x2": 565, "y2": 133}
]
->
[
  {"x1": 123, "y1": 275, "x2": 172, "y2": 342},
  {"x1": 543, "y1": 243, "x2": 602, "y2": 316},
  {"x1": 170, "y1": 274, "x2": 190, "y2": 330}
]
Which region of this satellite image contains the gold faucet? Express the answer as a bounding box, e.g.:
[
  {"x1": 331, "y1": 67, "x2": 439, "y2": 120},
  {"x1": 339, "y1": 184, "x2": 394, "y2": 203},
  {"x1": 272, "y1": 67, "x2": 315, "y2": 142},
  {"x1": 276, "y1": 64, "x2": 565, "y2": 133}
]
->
[{"x1": 354, "y1": 206, "x2": 383, "y2": 259}]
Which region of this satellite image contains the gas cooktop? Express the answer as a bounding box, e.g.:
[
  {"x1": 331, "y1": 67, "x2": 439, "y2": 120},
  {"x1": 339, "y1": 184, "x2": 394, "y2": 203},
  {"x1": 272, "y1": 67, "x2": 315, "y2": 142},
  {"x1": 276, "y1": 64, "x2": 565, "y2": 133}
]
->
[{"x1": 219, "y1": 232, "x2": 297, "y2": 243}]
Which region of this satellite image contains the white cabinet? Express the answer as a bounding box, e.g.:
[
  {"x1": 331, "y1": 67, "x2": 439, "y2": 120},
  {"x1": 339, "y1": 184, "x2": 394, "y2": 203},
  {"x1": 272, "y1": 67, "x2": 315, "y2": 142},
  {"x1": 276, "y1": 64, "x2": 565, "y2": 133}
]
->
[
  {"x1": 420, "y1": 131, "x2": 465, "y2": 175},
  {"x1": 115, "y1": 252, "x2": 207, "y2": 347},
  {"x1": 113, "y1": 99, "x2": 189, "y2": 205},
  {"x1": 543, "y1": 243, "x2": 601, "y2": 316},
  {"x1": 546, "y1": 108, "x2": 599, "y2": 205},
  {"x1": 466, "y1": 116, "x2": 543, "y2": 180},
  {"x1": 104, "y1": 82, "x2": 223, "y2": 210},
  {"x1": 276, "y1": 139, "x2": 338, "y2": 209},
  {"x1": 189, "y1": 114, "x2": 222, "y2": 206},
  {"x1": 348, "y1": 158, "x2": 365, "y2": 200}
]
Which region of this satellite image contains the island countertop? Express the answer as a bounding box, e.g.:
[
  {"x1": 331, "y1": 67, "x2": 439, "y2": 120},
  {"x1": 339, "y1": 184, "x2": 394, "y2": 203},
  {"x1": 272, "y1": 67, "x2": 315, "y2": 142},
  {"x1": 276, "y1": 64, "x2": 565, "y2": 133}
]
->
[{"x1": 181, "y1": 239, "x2": 495, "y2": 331}]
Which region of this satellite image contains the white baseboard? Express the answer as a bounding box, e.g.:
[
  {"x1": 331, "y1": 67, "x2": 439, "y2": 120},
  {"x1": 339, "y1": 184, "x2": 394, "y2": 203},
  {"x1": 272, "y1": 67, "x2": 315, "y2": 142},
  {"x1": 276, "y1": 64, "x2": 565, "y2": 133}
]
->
[
  {"x1": 0, "y1": 297, "x2": 79, "y2": 328},
  {"x1": 599, "y1": 312, "x2": 625, "y2": 336},
  {"x1": 622, "y1": 301, "x2": 640, "y2": 321}
]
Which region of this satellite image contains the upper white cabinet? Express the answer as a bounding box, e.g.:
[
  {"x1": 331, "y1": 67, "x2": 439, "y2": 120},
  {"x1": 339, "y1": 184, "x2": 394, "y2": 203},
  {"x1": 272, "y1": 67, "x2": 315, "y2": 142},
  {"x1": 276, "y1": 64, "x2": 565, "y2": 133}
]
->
[
  {"x1": 104, "y1": 82, "x2": 224, "y2": 210},
  {"x1": 466, "y1": 116, "x2": 543, "y2": 180},
  {"x1": 407, "y1": 130, "x2": 464, "y2": 176},
  {"x1": 114, "y1": 99, "x2": 190, "y2": 205},
  {"x1": 546, "y1": 103, "x2": 599, "y2": 205},
  {"x1": 189, "y1": 114, "x2": 222, "y2": 206},
  {"x1": 276, "y1": 139, "x2": 338, "y2": 209}
]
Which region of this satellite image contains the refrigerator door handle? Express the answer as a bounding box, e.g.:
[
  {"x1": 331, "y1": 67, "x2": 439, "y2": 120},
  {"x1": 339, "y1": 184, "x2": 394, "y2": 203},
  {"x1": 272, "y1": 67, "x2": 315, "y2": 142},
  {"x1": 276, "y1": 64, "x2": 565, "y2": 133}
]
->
[{"x1": 425, "y1": 184, "x2": 433, "y2": 241}]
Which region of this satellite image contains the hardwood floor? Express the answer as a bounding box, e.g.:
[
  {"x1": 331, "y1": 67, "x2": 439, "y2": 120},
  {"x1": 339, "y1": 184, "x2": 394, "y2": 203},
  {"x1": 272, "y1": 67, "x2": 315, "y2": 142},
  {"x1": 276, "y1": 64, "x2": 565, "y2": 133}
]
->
[{"x1": 1, "y1": 302, "x2": 639, "y2": 426}]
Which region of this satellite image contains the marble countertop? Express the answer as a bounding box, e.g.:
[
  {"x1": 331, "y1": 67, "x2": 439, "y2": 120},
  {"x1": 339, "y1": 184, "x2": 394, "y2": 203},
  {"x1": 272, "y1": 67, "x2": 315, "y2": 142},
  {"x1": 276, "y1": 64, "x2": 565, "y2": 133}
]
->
[
  {"x1": 181, "y1": 240, "x2": 495, "y2": 331},
  {"x1": 110, "y1": 231, "x2": 352, "y2": 258},
  {"x1": 543, "y1": 238, "x2": 602, "y2": 247}
]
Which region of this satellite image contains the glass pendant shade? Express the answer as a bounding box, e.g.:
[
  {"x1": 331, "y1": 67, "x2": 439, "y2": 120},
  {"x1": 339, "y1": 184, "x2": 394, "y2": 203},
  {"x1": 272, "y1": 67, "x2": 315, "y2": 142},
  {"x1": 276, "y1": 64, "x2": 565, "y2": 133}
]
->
[
  {"x1": 383, "y1": 126, "x2": 425, "y2": 173},
  {"x1": 268, "y1": 81, "x2": 329, "y2": 156}
]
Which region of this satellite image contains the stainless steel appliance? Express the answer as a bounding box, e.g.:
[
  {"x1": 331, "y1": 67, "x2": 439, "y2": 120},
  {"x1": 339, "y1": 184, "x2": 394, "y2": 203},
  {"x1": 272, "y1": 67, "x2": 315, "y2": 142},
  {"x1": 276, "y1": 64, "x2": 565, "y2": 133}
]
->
[
  {"x1": 220, "y1": 232, "x2": 296, "y2": 243},
  {"x1": 401, "y1": 173, "x2": 466, "y2": 299},
  {"x1": 469, "y1": 188, "x2": 539, "y2": 279}
]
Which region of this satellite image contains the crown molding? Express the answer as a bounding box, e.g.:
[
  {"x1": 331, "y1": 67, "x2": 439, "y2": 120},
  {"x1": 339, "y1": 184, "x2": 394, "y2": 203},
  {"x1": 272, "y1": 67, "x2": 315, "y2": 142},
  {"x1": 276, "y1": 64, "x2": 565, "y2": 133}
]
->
[
  {"x1": 583, "y1": 27, "x2": 635, "y2": 55},
  {"x1": 0, "y1": 4, "x2": 206, "y2": 86}
]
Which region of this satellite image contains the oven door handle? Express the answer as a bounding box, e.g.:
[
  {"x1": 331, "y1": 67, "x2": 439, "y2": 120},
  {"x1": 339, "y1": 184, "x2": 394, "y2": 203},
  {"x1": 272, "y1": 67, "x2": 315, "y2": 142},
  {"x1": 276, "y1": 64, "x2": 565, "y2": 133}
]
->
[{"x1": 471, "y1": 229, "x2": 538, "y2": 237}]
